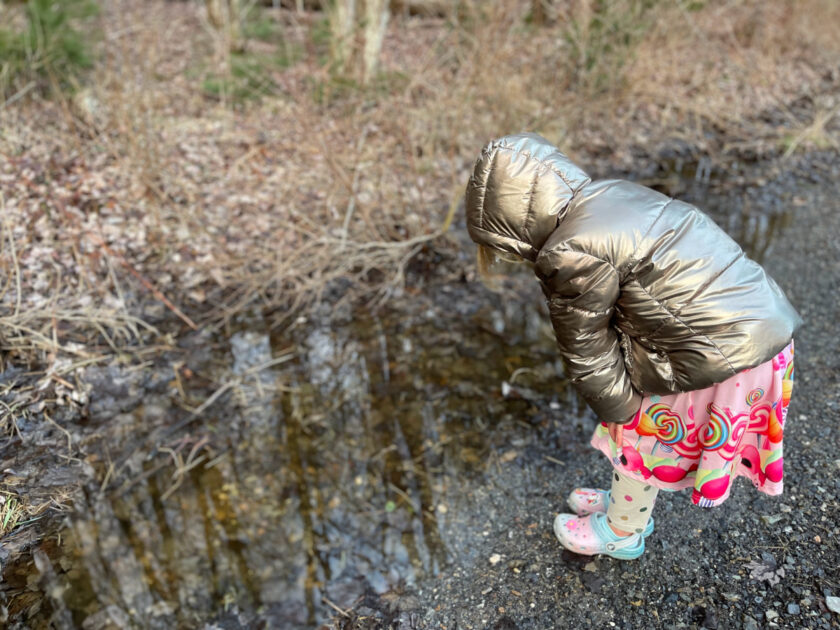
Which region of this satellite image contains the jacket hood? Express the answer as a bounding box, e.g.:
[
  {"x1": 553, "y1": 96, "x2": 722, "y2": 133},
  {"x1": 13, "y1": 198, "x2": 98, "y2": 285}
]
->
[{"x1": 465, "y1": 133, "x2": 591, "y2": 261}]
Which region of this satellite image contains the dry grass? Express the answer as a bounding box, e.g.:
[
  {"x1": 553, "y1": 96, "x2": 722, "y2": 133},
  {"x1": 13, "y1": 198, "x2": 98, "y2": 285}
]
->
[
  {"x1": 0, "y1": 0, "x2": 838, "y2": 374},
  {"x1": 0, "y1": 488, "x2": 64, "y2": 537},
  {"x1": 619, "y1": 0, "x2": 840, "y2": 156}
]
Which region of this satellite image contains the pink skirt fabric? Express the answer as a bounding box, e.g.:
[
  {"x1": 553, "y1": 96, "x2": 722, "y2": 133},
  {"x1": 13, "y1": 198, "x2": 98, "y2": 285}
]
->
[{"x1": 591, "y1": 341, "x2": 795, "y2": 507}]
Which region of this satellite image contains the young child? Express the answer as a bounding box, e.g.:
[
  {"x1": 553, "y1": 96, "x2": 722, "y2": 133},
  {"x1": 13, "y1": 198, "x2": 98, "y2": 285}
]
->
[{"x1": 465, "y1": 133, "x2": 801, "y2": 560}]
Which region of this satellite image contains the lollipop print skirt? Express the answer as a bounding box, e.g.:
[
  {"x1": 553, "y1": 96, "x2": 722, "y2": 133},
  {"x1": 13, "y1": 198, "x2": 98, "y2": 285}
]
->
[{"x1": 591, "y1": 341, "x2": 795, "y2": 507}]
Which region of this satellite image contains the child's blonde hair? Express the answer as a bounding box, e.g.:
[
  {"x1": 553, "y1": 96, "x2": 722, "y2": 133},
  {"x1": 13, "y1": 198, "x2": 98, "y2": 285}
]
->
[{"x1": 476, "y1": 245, "x2": 525, "y2": 287}]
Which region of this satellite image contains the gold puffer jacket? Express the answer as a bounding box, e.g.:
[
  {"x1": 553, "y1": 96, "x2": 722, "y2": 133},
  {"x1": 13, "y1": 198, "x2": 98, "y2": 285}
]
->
[{"x1": 465, "y1": 133, "x2": 801, "y2": 423}]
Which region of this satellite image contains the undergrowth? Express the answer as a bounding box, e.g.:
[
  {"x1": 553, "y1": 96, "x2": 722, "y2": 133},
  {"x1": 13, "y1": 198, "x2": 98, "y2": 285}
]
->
[
  {"x1": 0, "y1": 0, "x2": 838, "y2": 373},
  {"x1": 0, "y1": 0, "x2": 99, "y2": 99}
]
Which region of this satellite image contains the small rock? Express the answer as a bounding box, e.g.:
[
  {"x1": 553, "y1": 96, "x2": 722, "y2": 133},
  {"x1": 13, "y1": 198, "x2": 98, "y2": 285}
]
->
[
  {"x1": 583, "y1": 562, "x2": 598, "y2": 573},
  {"x1": 664, "y1": 593, "x2": 679, "y2": 604},
  {"x1": 765, "y1": 610, "x2": 779, "y2": 621},
  {"x1": 743, "y1": 615, "x2": 759, "y2": 630},
  {"x1": 826, "y1": 596, "x2": 840, "y2": 614},
  {"x1": 787, "y1": 603, "x2": 800, "y2": 615},
  {"x1": 761, "y1": 514, "x2": 783, "y2": 525},
  {"x1": 580, "y1": 573, "x2": 604, "y2": 594},
  {"x1": 489, "y1": 554, "x2": 502, "y2": 565},
  {"x1": 702, "y1": 607, "x2": 719, "y2": 629},
  {"x1": 491, "y1": 616, "x2": 520, "y2": 630}
]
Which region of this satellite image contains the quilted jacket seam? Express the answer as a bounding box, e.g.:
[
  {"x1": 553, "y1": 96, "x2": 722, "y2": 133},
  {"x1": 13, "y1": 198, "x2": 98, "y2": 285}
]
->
[
  {"x1": 523, "y1": 169, "x2": 541, "y2": 245},
  {"x1": 492, "y1": 140, "x2": 591, "y2": 193},
  {"x1": 686, "y1": 250, "x2": 745, "y2": 304},
  {"x1": 620, "y1": 198, "x2": 674, "y2": 282},
  {"x1": 549, "y1": 300, "x2": 612, "y2": 317},
  {"x1": 631, "y1": 279, "x2": 736, "y2": 375},
  {"x1": 476, "y1": 148, "x2": 500, "y2": 231}
]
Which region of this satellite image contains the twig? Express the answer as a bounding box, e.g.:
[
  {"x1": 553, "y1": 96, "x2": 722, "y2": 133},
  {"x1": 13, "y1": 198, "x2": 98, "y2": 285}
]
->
[
  {"x1": 388, "y1": 482, "x2": 421, "y2": 514},
  {"x1": 84, "y1": 230, "x2": 199, "y2": 330},
  {"x1": 0, "y1": 399, "x2": 23, "y2": 440},
  {"x1": 0, "y1": 82, "x2": 36, "y2": 111},
  {"x1": 339, "y1": 125, "x2": 372, "y2": 252},
  {"x1": 43, "y1": 411, "x2": 73, "y2": 455},
  {"x1": 112, "y1": 351, "x2": 294, "y2": 482},
  {"x1": 322, "y1": 596, "x2": 352, "y2": 618},
  {"x1": 203, "y1": 449, "x2": 230, "y2": 470},
  {"x1": 2, "y1": 211, "x2": 22, "y2": 317}
]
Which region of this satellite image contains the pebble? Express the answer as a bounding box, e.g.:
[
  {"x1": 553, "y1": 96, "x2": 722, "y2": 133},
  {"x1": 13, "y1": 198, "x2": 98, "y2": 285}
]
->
[
  {"x1": 826, "y1": 596, "x2": 840, "y2": 614},
  {"x1": 765, "y1": 610, "x2": 779, "y2": 621},
  {"x1": 743, "y1": 615, "x2": 759, "y2": 630},
  {"x1": 787, "y1": 603, "x2": 800, "y2": 615},
  {"x1": 489, "y1": 554, "x2": 502, "y2": 565}
]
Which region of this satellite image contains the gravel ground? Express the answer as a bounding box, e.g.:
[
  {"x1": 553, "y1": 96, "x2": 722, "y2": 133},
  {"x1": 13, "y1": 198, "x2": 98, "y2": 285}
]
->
[{"x1": 338, "y1": 152, "x2": 840, "y2": 630}]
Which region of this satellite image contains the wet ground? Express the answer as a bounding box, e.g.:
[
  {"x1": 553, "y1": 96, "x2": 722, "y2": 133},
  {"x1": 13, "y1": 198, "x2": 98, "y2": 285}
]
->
[{"x1": 1, "y1": 150, "x2": 839, "y2": 629}]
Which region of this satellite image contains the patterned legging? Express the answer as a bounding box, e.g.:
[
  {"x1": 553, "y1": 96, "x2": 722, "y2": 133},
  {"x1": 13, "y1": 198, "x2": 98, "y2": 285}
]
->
[{"x1": 606, "y1": 471, "x2": 659, "y2": 534}]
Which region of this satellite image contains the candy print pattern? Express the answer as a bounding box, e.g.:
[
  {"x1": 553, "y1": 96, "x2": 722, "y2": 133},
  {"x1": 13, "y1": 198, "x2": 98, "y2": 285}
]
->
[
  {"x1": 749, "y1": 402, "x2": 784, "y2": 444},
  {"x1": 699, "y1": 403, "x2": 750, "y2": 460},
  {"x1": 692, "y1": 468, "x2": 731, "y2": 507},
  {"x1": 635, "y1": 403, "x2": 703, "y2": 458},
  {"x1": 637, "y1": 404, "x2": 685, "y2": 444},
  {"x1": 591, "y1": 341, "x2": 794, "y2": 509},
  {"x1": 782, "y1": 360, "x2": 794, "y2": 408},
  {"x1": 746, "y1": 388, "x2": 764, "y2": 406},
  {"x1": 699, "y1": 403, "x2": 730, "y2": 450},
  {"x1": 739, "y1": 445, "x2": 784, "y2": 485}
]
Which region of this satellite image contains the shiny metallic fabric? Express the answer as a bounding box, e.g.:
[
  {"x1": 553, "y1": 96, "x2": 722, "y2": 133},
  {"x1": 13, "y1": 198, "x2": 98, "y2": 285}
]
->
[{"x1": 465, "y1": 133, "x2": 801, "y2": 423}]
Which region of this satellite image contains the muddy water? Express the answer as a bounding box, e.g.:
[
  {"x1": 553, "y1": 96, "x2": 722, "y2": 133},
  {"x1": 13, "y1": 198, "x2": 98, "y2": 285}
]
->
[
  {"x1": 0, "y1": 164, "x2": 796, "y2": 629},
  {"x1": 2, "y1": 276, "x2": 579, "y2": 629}
]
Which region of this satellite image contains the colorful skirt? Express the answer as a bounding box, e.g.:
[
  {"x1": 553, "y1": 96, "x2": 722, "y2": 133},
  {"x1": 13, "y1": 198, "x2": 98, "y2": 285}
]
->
[{"x1": 591, "y1": 341, "x2": 795, "y2": 507}]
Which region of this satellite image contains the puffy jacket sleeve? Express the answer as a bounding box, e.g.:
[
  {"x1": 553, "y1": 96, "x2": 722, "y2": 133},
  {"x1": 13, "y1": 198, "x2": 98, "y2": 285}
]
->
[{"x1": 536, "y1": 249, "x2": 641, "y2": 423}]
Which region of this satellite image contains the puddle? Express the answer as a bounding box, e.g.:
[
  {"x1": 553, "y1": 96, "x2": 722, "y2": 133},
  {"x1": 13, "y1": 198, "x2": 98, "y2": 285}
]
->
[{"x1": 1, "y1": 279, "x2": 580, "y2": 628}]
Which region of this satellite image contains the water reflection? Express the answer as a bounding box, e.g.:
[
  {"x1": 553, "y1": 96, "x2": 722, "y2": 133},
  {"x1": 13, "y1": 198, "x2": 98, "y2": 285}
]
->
[{"x1": 3, "y1": 280, "x2": 563, "y2": 628}]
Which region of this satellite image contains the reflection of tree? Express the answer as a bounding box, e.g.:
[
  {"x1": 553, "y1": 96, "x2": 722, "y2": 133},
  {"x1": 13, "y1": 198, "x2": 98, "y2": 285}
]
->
[
  {"x1": 358, "y1": 317, "x2": 450, "y2": 577},
  {"x1": 281, "y1": 383, "x2": 328, "y2": 627},
  {"x1": 14, "y1": 299, "x2": 544, "y2": 625},
  {"x1": 191, "y1": 464, "x2": 263, "y2": 611},
  {"x1": 374, "y1": 395, "x2": 450, "y2": 575}
]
